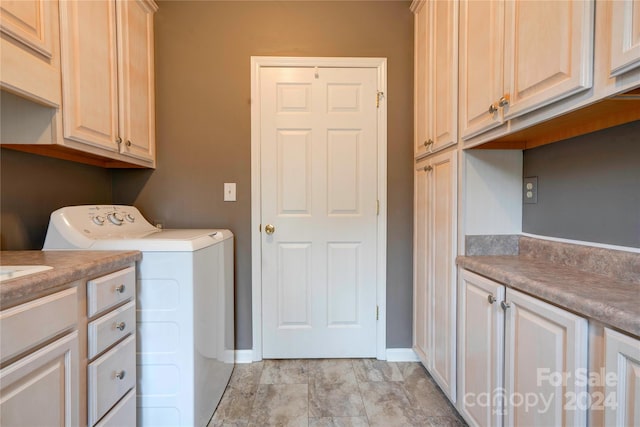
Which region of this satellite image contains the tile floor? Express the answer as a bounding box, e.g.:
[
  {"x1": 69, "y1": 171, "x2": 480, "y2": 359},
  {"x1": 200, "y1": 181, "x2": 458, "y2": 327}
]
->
[{"x1": 208, "y1": 359, "x2": 467, "y2": 427}]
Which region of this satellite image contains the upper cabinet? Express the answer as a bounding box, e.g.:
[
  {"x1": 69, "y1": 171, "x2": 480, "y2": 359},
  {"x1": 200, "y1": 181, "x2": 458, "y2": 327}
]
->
[
  {"x1": 116, "y1": 0, "x2": 156, "y2": 163},
  {"x1": 458, "y1": 0, "x2": 504, "y2": 140},
  {"x1": 502, "y1": 1, "x2": 594, "y2": 119},
  {"x1": 609, "y1": 0, "x2": 640, "y2": 77},
  {"x1": 59, "y1": 0, "x2": 156, "y2": 164},
  {"x1": 1, "y1": 0, "x2": 157, "y2": 168},
  {"x1": 59, "y1": 0, "x2": 120, "y2": 153},
  {"x1": 459, "y1": 0, "x2": 595, "y2": 141},
  {"x1": 0, "y1": 0, "x2": 62, "y2": 106},
  {"x1": 412, "y1": 0, "x2": 458, "y2": 158},
  {"x1": 462, "y1": 0, "x2": 640, "y2": 150},
  {"x1": 596, "y1": 0, "x2": 640, "y2": 97}
]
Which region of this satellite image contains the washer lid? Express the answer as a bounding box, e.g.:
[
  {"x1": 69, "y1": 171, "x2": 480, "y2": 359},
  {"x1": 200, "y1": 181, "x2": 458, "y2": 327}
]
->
[{"x1": 86, "y1": 229, "x2": 233, "y2": 252}]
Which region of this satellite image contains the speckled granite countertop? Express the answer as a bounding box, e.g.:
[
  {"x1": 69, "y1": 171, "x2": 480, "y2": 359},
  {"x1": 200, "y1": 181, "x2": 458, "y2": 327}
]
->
[
  {"x1": 457, "y1": 237, "x2": 640, "y2": 337},
  {"x1": 0, "y1": 251, "x2": 142, "y2": 309}
]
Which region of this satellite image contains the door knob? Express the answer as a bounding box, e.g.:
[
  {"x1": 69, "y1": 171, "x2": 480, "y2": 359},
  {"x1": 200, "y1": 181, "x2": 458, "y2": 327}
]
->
[{"x1": 264, "y1": 224, "x2": 276, "y2": 235}]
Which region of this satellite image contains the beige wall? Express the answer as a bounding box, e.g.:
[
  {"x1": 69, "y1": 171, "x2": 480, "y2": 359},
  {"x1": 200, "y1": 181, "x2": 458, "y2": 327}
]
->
[
  {"x1": 0, "y1": 148, "x2": 112, "y2": 250},
  {"x1": 112, "y1": 0, "x2": 414, "y2": 349}
]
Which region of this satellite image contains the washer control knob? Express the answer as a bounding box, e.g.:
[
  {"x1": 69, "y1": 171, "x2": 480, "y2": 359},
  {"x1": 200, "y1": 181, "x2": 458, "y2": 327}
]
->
[
  {"x1": 125, "y1": 213, "x2": 135, "y2": 223},
  {"x1": 92, "y1": 216, "x2": 105, "y2": 226},
  {"x1": 107, "y1": 212, "x2": 124, "y2": 225}
]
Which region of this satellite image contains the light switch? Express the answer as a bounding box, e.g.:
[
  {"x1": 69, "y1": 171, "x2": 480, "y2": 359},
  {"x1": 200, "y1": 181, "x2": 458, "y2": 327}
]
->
[{"x1": 224, "y1": 183, "x2": 236, "y2": 202}]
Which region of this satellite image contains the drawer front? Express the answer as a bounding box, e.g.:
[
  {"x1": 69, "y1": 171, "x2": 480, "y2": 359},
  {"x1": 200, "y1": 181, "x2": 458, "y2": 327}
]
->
[
  {"x1": 88, "y1": 334, "x2": 136, "y2": 426},
  {"x1": 94, "y1": 388, "x2": 136, "y2": 427},
  {"x1": 88, "y1": 301, "x2": 136, "y2": 359},
  {"x1": 87, "y1": 266, "x2": 135, "y2": 317},
  {"x1": 1, "y1": 287, "x2": 77, "y2": 363}
]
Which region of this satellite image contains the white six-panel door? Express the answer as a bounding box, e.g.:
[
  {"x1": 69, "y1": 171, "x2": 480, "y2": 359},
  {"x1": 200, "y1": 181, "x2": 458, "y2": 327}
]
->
[{"x1": 260, "y1": 66, "x2": 379, "y2": 358}]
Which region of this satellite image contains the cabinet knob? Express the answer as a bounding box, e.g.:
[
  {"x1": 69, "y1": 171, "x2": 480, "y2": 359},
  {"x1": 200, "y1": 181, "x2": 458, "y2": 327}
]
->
[
  {"x1": 115, "y1": 321, "x2": 126, "y2": 331},
  {"x1": 487, "y1": 295, "x2": 496, "y2": 304},
  {"x1": 499, "y1": 95, "x2": 510, "y2": 107},
  {"x1": 115, "y1": 370, "x2": 126, "y2": 380},
  {"x1": 126, "y1": 140, "x2": 132, "y2": 147},
  {"x1": 488, "y1": 103, "x2": 498, "y2": 114},
  {"x1": 423, "y1": 139, "x2": 434, "y2": 147},
  {"x1": 501, "y1": 301, "x2": 511, "y2": 310},
  {"x1": 116, "y1": 136, "x2": 122, "y2": 144},
  {"x1": 115, "y1": 284, "x2": 126, "y2": 294},
  {"x1": 423, "y1": 165, "x2": 433, "y2": 172}
]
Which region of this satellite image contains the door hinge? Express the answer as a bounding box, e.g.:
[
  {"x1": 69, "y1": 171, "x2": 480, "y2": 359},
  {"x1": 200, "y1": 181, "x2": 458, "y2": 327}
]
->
[
  {"x1": 376, "y1": 91, "x2": 384, "y2": 108},
  {"x1": 376, "y1": 305, "x2": 379, "y2": 320},
  {"x1": 376, "y1": 200, "x2": 380, "y2": 216},
  {"x1": 259, "y1": 224, "x2": 262, "y2": 232}
]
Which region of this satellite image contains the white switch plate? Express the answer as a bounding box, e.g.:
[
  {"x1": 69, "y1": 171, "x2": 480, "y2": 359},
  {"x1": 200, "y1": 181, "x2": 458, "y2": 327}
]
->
[
  {"x1": 224, "y1": 183, "x2": 236, "y2": 202},
  {"x1": 523, "y1": 176, "x2": 537, "y2": 204}
]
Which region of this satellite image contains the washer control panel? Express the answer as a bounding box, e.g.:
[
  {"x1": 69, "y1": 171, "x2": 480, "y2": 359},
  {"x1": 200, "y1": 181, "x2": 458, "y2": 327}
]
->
[{"x1": 54, "y1": 205, "x2": 158, "y2": 238}]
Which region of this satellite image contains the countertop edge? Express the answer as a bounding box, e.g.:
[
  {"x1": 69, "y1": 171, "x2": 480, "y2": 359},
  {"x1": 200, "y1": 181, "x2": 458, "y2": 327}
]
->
[{"x1": 1, "y1": 251, "x2": 142, "y2": 309}]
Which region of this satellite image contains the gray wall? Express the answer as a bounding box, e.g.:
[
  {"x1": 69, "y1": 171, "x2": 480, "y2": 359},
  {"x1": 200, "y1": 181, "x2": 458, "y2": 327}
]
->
[
  {"x1": 112, "y1": 1, "x2": 415, "y2": 350},
  {"x1": 523, "y1": 121, "x2": 640, "y2": 248},
  {"x1": 0, "y1": 148, "x2": 112, "y2": 250}
]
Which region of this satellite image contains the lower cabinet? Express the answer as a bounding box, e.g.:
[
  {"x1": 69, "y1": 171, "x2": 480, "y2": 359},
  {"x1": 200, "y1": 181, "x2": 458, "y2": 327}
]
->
[
  {"x1": 0, "y1": 262, "x2": 136, "y2": 426},
  {"x1": 458, "y1": 269, "x2": 589, "y2": 427},
  {"x1": 604, "y1": 328, "x2": 640, "y2": 426},
  {"x1": 414, "y1": 149, "x2": 458, "y2": 401},
  {"x1": 0, "y1": 287, "x2": 79, "y2": 426},
  {"x1": 0, "y1": 331, "x2": 79, "y2": 427},
  {"x1": 85, "y1": 266, "x2": 137, "y2": 426}
]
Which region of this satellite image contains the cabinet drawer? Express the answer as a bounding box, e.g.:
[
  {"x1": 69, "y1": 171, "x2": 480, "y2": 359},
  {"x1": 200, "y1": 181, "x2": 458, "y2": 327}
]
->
[
  {"x1": 94, "y1": 388, "x2": 136, "y2": 427},
  {"x1": 0, "y1": 287, "x2": 77, "y2": 363},
  {"x1": 88, "y1": 301, "x2": 136, "y2": 359},
  {"x1": 87, "y1": 266, "x2": 135, "y2": 317},
  {"x1": 88, "y1": 334, "x2": 135, "y2": 426}
]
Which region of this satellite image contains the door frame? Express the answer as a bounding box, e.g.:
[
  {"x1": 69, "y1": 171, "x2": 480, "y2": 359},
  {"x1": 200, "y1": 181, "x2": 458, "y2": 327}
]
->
[{"x1": 250, "y1": 56, "x2": 388, "y2": 361}]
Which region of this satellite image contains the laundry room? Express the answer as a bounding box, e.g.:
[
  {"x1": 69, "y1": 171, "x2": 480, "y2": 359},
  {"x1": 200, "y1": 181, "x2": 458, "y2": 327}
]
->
[{"x1": 1, "y1": 1, "x2": 639, "y2": 426}]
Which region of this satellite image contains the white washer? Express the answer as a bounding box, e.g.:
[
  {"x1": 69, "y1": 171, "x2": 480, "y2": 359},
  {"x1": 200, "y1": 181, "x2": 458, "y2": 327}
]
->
[{"x1": 43, "y1": 205, "x2": 234, "y2": 427}]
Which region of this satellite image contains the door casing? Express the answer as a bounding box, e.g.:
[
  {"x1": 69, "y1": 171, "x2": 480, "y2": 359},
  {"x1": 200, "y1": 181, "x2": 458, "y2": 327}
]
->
[{"x1": 250, "y1": 56, "x2": 388, "y2": 361}]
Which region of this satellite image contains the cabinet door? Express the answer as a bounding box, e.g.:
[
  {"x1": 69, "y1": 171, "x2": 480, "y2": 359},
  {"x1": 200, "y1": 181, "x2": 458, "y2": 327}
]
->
[
  {"x1": 0, "y1": 332, "x2": 79, "y2": 427},
  {"x1": 0, "y1": 0, "x2": 61, "y2": 106},
  {"x1": 504, "y1": 288, "x2": 588, "y2": 427},
  {"x1": 429, "y1": 149, "x2": 457, "y2": 402},
  {"x1": 117, "y1": 0, "x2": 156, "y2": 163},
  {"x1": 429, "y1": 0, "x2": 458, "y2": 153},
  {"x1": 502, "y1": 0, "x2": 594, "y2": 119},
  {"x1": 413, "y1": 158, "x2": 432, "y2": 366},
  {"x1": 413, "y1": 0, "x2": 430, "y2": 158},
  {"x1": 458, "y1": 270, "x2": 505, "y2": 427},
  {"x1": 59, "y1": 0, "x2": 119, "y2": 152},
  {"x1": 609, "y1": 0, "x2": 640, "y2": 77},
  {"x1": 604, "y1": 328, "x2": 640, "y2": 427},
  {"x1": 459, "y1": 0, "x2": 504, "y2": 140}
]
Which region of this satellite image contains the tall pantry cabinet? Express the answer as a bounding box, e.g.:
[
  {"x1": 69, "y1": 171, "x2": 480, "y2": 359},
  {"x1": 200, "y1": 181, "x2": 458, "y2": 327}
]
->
[{"x1": 411, "y1": 0, "x2": 459, "y2": 402}]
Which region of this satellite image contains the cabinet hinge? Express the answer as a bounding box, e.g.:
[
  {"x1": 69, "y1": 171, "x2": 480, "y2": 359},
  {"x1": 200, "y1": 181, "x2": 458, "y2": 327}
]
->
[
  {"x1": 376, "y1": 305, "x2": 379, "y2": 320},
  {"x1": 376, "y1": 91, "x2": 384, "y2": 108},
  {"x1": 376, "y1": 200, "x2": 380, "y2": 216}
]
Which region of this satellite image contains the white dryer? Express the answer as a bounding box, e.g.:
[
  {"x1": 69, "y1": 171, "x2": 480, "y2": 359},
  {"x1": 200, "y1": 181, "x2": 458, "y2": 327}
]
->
[{"x1": 43, "y1": 205, "x2": 234, "y2": 427}]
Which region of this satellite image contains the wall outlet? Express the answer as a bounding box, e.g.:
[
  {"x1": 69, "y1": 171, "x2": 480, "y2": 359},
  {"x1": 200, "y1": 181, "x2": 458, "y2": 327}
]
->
[
  {"x1": 523, "y1": 176, "x2": 538, "y2": 204},
  {"x1": 224, "y1": 183, "x2": 236, "y2": 202}
]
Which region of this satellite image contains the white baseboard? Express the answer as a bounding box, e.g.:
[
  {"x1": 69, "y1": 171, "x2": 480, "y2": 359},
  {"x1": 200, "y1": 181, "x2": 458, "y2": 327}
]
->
[
  {"x1": 234, "y1": 350, "x2": 254, "y2": 364},
  {"x1": 235, "y1": 348, "x2": 419, "y2": 363},
  {"x1": 385, "y1": 348, "x2": 420, "y2": 362}
]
